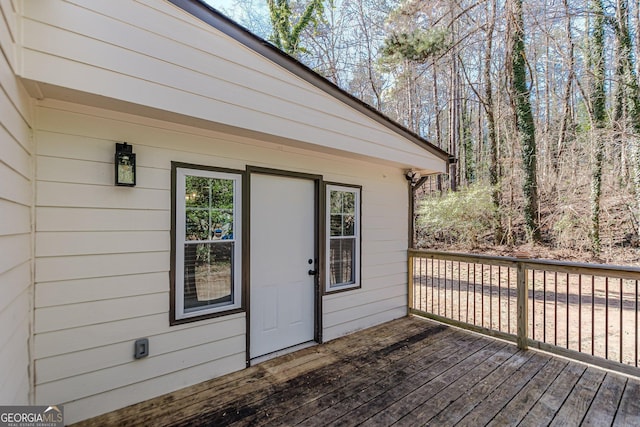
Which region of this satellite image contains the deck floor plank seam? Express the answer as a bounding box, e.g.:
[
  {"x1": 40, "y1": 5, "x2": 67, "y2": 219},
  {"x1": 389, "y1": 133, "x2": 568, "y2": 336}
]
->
[
  {"x1": 612, "y1": 379, "x2": 640, "y2": 426},
  {"x1": 485, "y1": 356, "x2": 569, "y2": 427},
  {"x1": 336, "y1": 340, "x2": 512, "y2": 427},
  {"x1": 361, "y1": 341, "x2": 518, "y2": 426},
  {"x1": 581, "y1": 373, "x2": 626, "y2": 427},
  {"x1": 516, "y1": 361, "x2": 588, "y2": 427},
  {"x1": 315, "y1": 335, "x2": 494, "y2": 427},
  {"x1": 422, "y1": 351, "x2": 547, "y2": 426},
  {"x1": 258, "y1": 327, "x2": 465, "y2": 426},
  {"x1": 548, "y1": 367, "x2": 607, "y2": 427}
]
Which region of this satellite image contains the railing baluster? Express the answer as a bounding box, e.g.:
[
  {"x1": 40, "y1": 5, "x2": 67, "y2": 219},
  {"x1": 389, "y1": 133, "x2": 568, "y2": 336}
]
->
[
  {"x1": 532, "y1": 270, "x2": 536, "y2": 341},
  {"x1": 566, "y1": 273, "x2": 569, "y2": 349},
  {"x1": 606, "y1": 277, "x2": 609, "y2": 360},
  {"x1": 498, "y1": 265, "x2": 502, "y2": 332},
  {"x1": 473, "y1": 263, "x2": 477, "y2": 325},
  {"x1": 444, "y1": 259, "x2": 447, "y2": 318},
  {"x1": 437, "y1": 258, "x2": 441, "y2": 316},
  {"x1": 419, "y1": 258, "x2": 424, "y2": 311},
  {"x1": 458, "y1": 261, "x2": 461, "y2": 322},
  {"x1": 466, "y1": 262, "x2": 470, "y2": 324},
  {"x1": 543, "y1": 270, "x2": 547, "y2": 343},
  {"x1": 620, "y1": 278, "x2": 623, "y2": 363},
  {"x1": 481, "y1": 264, "x2": 485, "y2": 328},
  {"x1": 553, "y1": 271, "x2": 557, "y2": 346},
  {"x1": 592, "y1": 275, "x2": 595, "y2": 356},
  {"x1": 578, "y1": 274, "x2": 582, "y2": 353},
  {"x1": 431, "y1": 257, "x2": 434, "y2": 313},
  {"x1": 508, "y1": 267, "x2": 511, "y2": 334},
  {"x1": 490, "y1": 265, "x2": 493, "y2": 330}
]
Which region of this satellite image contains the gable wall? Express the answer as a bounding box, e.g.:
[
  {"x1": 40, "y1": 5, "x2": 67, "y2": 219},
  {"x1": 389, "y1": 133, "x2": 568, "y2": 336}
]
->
[
  {"x1": 19, "y1": 0, "x2": 444, "y2": 172},
  {"x1": 0, "y1": 0, "x2": 34, "y2": 405},
  {"x1": 33, "y1": 99, "x2": 409, "y2": 423}
]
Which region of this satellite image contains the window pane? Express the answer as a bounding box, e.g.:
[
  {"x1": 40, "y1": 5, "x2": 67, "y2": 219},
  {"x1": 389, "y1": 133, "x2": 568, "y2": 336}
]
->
[
  {"x1": 329, "y1": 238, "x2": 355, "y2": 285},
  {"x1": 330, "y1": 190, "x2": 343, "y2": 214},
  {"x1": 183, "y1": 241, "x2": 234, "y2": 312},
  {"x1": 185, "y1": 176, "x2": 211, "y2": 208},
  {"x1": 343, "y1": 215, "x2": 355, "y2": 236},
  {"x1": 184, "y1": 176, "x2": 234, "y2": 241},
  {"x1": 342, "y1": 192, "x2": 355, "y2": 214},
  {"x1": 330, "y1": 214, "x2": 343, "y2": 236}
]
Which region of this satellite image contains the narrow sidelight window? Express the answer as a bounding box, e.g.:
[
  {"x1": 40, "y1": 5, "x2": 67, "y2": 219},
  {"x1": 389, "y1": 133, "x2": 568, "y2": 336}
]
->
[
  {"x1": 172, "y1": 165, "x2": 242, "y2": 322},
  {"x1": 326, "y1": 184, "x2": 361, "y2": 292}
]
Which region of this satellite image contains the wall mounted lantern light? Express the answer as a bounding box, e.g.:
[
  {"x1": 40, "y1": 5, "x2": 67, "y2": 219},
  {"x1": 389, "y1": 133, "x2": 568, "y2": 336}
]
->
[{"x1": 115, "y1": 142, "x2": 136, "y2": 186}]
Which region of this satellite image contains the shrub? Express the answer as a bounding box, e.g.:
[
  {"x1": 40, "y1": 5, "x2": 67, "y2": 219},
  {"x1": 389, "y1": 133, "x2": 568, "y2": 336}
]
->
[{"x1": 416, "y1": 184, "x2": 495, "y2": 247}]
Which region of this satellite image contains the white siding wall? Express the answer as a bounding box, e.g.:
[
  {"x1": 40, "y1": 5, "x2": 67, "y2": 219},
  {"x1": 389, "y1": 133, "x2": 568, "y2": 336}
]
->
[
  {"x1": 0, "y1": 0, "x2": 34, "y2": 405},
  {"x1": 19, "y1": 0, "x2": 444, "y2": 172},
  {"x1": 34, "y1": 99, "x2": 408, "y2": 423}
]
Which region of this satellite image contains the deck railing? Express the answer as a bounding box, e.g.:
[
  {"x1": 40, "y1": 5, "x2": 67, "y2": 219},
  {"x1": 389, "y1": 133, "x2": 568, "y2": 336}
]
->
[{"x1": 408, "y1": 249, "x2": 640, "y2": 377}]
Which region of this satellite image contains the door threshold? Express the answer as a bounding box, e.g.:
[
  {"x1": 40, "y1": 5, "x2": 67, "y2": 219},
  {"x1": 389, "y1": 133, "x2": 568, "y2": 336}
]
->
[{"x1": 250, "y1": 341, "x2": 317, "y2": 366}]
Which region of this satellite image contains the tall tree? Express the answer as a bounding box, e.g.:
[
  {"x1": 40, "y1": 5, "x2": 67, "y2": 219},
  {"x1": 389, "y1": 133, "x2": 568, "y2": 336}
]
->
[
  {"x1": 484, "y1": 0, "x2": 502, "y2": 243},
  {"x1": 266, "y1": 0, "x2": 328, "y2": 56},
  {"x1": 509, "y1": 0, "x2": 540, "y2": 242},
  {"x1": 613, "y1": 0, "x2": 640, "y2": 232},
  {"x1": 589, "y1": 0, "x2": 606, "y2": 254}
]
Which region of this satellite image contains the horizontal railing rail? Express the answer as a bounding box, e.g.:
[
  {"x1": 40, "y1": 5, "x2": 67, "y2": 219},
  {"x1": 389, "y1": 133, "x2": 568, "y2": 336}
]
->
[{"x1": 408, "y1": 249, "x2": 640, "y2": 377}]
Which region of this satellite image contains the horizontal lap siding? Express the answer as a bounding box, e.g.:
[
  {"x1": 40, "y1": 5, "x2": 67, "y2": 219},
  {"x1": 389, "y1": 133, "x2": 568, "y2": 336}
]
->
[
  {"x1": 34, "y1": 101, "x2": 409, "y2": 423},
  {"x1": 33, "y1": 104, "x2": 246, "y2": 423},
  {"x1": 20, "y1": 0, "x2": 443, "y2": 171},
  {"x1": 322, "y1": 182, "x2": 409, "y2": 341},
  {"x1": 0, "y1": 0, "x2": 33, "y2": 405}
]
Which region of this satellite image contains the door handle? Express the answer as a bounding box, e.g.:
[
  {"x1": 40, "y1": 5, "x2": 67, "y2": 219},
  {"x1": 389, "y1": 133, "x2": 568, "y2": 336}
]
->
[{"x1": 308, "y1": 269, "x2": 318, "y2": 276}]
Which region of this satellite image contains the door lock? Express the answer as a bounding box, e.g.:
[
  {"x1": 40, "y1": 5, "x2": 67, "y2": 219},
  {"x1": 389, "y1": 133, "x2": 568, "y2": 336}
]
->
[{"x1": 308, "y1": 269, "x2": 318, "y2": 276}]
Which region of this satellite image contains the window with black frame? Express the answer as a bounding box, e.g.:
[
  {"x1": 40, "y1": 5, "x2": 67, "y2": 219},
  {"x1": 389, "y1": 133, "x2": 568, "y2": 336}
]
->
[
  {"x1": 172, "y1": 164, "x2": 242, "y2": 322},
  {"x1": 326, "y1": 184, "x2": 361, "y2": 292}
]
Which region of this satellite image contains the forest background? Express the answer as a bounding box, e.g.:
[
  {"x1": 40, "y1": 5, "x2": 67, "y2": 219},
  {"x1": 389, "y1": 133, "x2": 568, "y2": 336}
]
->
[{"x1": 206, "y1": 0, "x2": 640, "y2": 266}]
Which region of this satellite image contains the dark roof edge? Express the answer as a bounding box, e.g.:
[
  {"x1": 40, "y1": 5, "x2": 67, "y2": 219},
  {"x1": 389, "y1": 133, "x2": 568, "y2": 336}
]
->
[{"x1": 168, "y1": 0, "x2": 451, "y2": 163}]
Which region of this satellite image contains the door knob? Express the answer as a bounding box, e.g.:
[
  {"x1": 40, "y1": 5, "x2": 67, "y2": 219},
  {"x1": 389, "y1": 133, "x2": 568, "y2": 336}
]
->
[{"x1": 308, "y1": 269, "x2": 318, "y2": 276}]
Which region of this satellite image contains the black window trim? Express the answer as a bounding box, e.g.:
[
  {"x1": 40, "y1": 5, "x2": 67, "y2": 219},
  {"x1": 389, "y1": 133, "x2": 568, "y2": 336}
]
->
[
  {"x1": 170, "y1": 161, "x2": 246, "y2": 326},
  {"x1": 324, "y1": 182, "x2": 362, "y2": 294}
]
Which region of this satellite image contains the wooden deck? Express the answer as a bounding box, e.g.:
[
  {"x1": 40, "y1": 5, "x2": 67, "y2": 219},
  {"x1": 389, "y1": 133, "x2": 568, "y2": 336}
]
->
[{"x1": 74, "y1": 317, "x2": 640, "y2": 426}]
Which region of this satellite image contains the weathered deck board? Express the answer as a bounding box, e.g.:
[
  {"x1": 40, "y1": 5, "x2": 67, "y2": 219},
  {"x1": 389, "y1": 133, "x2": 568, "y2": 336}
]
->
[
  {"x1": 320, "y1": 335, "x2": 494, "y2": 427},
  {"x1": 485, "y1": 357, "x2": 568, "y2": 426},
  {"x1": 613, "y1": 380, "x2": 640, "y2": 426},
  {"x1": 548, "y1": 367, "x2": 606, "y2": 426},
  {"x1": 260, "y1": 327, "x2": 462, "y2": 426},
  {"x1": 582, "y1": 373, "x2": 627, "y2": 427},
  {"x1": 73, "y1": 316, "x2": 640, "y2": 427},
  {"x1": 517, "y1": 362, "x2": 587, "y2": 427},
  {"x1": 362, "y1": 341, "x2": 517, "y2": 426}
]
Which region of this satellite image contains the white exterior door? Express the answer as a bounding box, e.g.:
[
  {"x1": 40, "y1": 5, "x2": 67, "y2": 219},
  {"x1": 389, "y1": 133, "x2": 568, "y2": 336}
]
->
[{"x1": 250, "y1": 173, "x2": 316, "y2": 359}]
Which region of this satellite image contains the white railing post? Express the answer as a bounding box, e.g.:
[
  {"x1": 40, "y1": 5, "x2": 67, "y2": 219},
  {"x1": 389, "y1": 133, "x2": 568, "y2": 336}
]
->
[{"x1": 517, "y1": 261, "x2": 528, "y2": 350}]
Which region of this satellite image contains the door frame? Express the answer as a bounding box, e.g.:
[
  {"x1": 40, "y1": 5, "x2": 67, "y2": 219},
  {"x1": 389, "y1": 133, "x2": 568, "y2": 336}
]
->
[{"x1": 245, "y1": 166, "x2": 324, "y2": 366}]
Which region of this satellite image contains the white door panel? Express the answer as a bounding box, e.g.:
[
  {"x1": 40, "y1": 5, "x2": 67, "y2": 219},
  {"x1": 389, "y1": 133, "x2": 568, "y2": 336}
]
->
[{"x1": 250, "y1": 174, "x2": 316, "y2": 358}]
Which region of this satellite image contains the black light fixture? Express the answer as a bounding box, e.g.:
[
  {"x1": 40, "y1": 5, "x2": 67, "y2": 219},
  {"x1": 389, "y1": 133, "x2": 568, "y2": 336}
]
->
[{"x1": 115, "y1": 142, "x2": 136, "y2": 186}]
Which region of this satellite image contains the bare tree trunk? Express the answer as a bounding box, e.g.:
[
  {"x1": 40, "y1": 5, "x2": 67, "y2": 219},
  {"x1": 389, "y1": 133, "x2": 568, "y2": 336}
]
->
[
  {"x1": 355, "y1": 0, "x2": 382, "y2": 109},
  {"x1": 449, "y1": 57, "x2": 460, "y2": 191},
  {"x1": 433, "y1": 59, "x2": 443, "y2": 149},
  {"x1": 555, "y1": 0, "x2": 575, "y2": 186}
]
